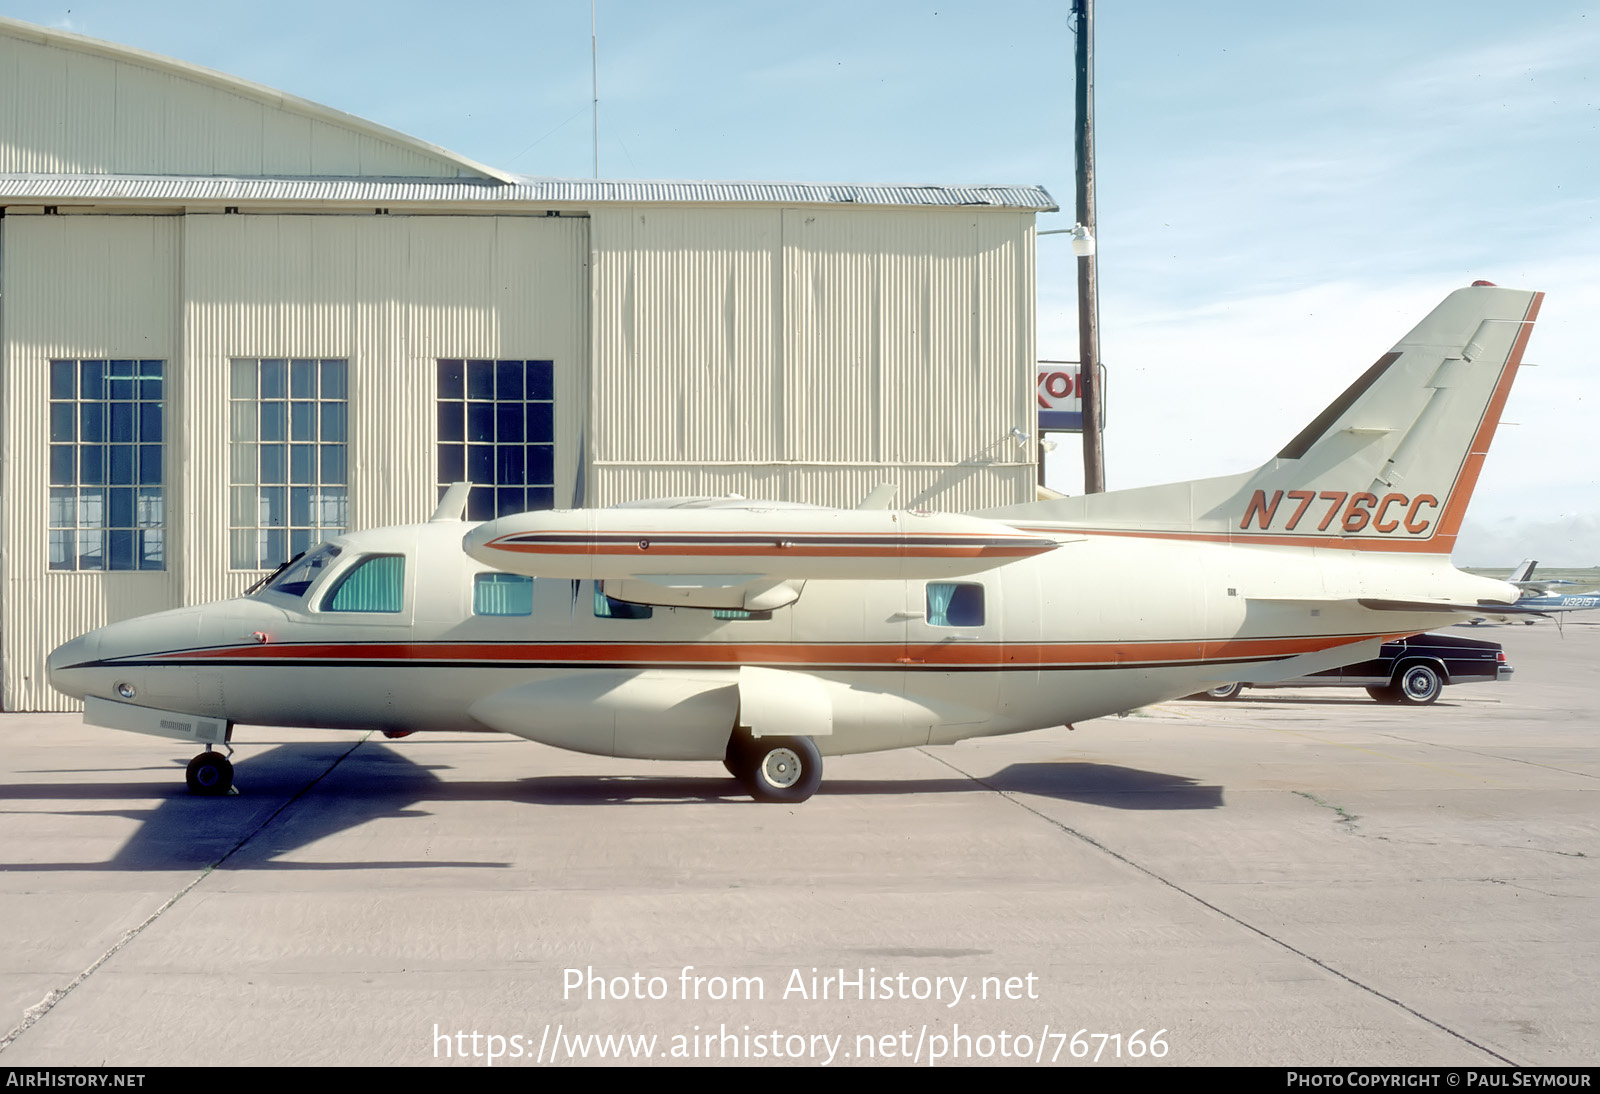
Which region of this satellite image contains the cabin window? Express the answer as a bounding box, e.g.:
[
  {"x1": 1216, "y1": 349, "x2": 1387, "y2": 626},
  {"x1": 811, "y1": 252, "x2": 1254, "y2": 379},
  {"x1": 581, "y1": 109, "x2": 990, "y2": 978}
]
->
[
  {"x1": 436, "y1": 359, "x2": 557, "y2": 522},
  {"x1": 322, "y1": 555, "x2": 405, "y2": 613},
  {"x1": 712, "y1": 609, "x2": 773, "y2": 621},
  {"x1": 48, "y1": 358, "x2": 166, "y2": 571},
  {"x1": 926, "y1": 582, "x2": 985, "y2": 627},
  {"x1": 593, "y1": 584, "x2": 652, "y2": 620},
  {"x1": 229, "y1": 358, "x2": 349, "y2": 570},
  {"x1": 474, "y1": 573, "x2": 534, "y2": 616}
]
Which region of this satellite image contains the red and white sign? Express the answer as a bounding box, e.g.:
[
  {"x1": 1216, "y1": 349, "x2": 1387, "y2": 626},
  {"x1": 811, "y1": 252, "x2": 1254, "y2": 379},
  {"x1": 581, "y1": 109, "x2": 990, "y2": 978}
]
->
[{"x1": 1037, "y1": 362, "x2": 1104, "y2": 432}]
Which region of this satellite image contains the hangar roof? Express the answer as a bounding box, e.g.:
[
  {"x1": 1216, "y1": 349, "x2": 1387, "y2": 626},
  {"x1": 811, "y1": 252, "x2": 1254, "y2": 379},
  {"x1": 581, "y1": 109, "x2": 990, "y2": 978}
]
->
[
  {"x1": 0, "y1": 174, "x2": 1057, "y2": 211},
  {"x1": 0, "y1": 15, "x2": 1056, "y2": 213}
]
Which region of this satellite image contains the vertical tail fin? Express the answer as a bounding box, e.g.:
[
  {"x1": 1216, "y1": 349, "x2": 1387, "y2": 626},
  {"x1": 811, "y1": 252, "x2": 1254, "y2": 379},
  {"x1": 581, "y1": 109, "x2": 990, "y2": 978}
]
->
[{"x1": 987, "y1": 284, "x2": 1542, "y2": 554}]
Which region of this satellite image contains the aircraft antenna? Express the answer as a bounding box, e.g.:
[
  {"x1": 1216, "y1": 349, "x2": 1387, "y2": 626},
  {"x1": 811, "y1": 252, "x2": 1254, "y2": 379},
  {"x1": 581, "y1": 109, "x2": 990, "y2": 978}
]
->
[{"x1": 591, "y1": 1, "x2": 600, "y2": 179}]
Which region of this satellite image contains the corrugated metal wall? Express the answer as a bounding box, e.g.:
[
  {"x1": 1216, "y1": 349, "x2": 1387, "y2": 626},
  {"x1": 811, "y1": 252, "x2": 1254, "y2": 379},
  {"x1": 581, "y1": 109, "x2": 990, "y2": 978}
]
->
[
  {"x1": 590, "y1": 205, "x2": 1036, "y2": 511},
  {"x1": 1, "y1": 215, "x2": 182, "y2": 710},
  {"x1": 2, "y1": 212, "x2": 587, "y2": 710},
  {"x1": 178, "y1": 213, "x2": 588, "y2": 607},
  {"x1": 0, "y1": 31, "x2": 465, "y2": 178}
]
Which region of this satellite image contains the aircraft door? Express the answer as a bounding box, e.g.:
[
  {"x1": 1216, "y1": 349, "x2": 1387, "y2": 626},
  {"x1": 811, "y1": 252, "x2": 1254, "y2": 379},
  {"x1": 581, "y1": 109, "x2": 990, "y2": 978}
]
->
[{"x1": 905, "y1": 577, "x2": 1002, "y2": 745}]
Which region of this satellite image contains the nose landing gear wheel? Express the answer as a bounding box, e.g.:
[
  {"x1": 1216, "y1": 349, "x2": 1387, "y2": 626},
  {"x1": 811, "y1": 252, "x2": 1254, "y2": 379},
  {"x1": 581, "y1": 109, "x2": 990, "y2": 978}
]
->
[
  {"x1": 186, "y1": 751, "x2": 234, "y2": 796},
  {"x1": 725, "y1": 733, "x2": 822, "y2": 804}
]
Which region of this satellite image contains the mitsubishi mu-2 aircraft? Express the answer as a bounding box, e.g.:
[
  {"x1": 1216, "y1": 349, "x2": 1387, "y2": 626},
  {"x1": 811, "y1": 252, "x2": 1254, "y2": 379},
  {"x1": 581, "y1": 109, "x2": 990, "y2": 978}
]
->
[{"x1": 49, "y1": 284, "x2": 1541, "y2": 803}]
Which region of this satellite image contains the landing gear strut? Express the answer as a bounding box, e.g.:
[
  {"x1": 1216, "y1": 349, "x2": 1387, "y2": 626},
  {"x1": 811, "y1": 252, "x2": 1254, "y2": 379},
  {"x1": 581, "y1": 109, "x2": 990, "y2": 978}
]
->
[
  {"x1": 185, "y1": 750, "x2": 234, "y2": 796},
  {"x1": 724, "y1": 732, "x2": 822, "y2": 804}
]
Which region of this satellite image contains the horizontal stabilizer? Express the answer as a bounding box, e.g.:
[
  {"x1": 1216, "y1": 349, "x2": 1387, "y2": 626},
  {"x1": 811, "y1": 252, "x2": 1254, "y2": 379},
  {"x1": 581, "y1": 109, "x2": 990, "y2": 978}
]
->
[{"x1": 1358, "y1": 597, "x2": 1518, "y2": 614}]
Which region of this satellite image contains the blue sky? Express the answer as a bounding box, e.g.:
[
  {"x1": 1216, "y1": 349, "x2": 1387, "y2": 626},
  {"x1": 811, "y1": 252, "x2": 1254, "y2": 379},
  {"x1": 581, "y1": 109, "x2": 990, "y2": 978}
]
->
[{"x1": 8, "y1": 0, "x2": 1597, "y2": 563}]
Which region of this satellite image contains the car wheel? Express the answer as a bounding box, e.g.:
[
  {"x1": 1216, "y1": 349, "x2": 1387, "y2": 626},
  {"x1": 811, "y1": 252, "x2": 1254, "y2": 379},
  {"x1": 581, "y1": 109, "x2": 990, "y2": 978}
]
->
[
  {"x1": 1204, "y1": 683, "x2": 1244, "y2": 700},
  {"x1": 1393, "y1": 663, "x2": 1444, "y2": 705}
]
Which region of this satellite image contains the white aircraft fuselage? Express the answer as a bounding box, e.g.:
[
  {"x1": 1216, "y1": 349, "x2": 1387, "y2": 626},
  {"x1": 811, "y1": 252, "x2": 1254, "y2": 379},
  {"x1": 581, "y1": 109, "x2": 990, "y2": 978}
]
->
[
  {"x1": 46, "y1": 284, "x2": 1543, "y2": 801},
  {"x1": 49, "y1": 520, "x2": 1509, "y2": 756}
]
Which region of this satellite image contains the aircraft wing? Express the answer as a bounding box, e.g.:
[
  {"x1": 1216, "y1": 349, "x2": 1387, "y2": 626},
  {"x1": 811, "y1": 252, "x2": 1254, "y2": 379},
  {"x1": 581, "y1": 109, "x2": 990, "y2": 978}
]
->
[
  {"x1": 460, "y1": 505, "x2": 1072, "y2": 611},
  {"x1": 463, "y1": 507, "x2": 1069, "y2": 582}
]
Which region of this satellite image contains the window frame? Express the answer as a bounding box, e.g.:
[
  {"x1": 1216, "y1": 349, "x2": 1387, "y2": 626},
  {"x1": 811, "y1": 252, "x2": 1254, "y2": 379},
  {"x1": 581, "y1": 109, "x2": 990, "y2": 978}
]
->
[
  {"x1": 435, "y1": 358, "x2": 557, "y2": 522},
  {"x1": 319, "y1": 553, "x2": 407, "y2": 614},
  {"x1": 228, "y1": 357, "x2": 349, "y2": 571},
  {"x1": 925, "y1": 582, "x2": 986, "y2": 628},
  {"x1": 473, "y1": 572, "x2": 535, "y2": 617},
  {"x1": 47, "y1": 357, "x2": 166, "y2": 573}
]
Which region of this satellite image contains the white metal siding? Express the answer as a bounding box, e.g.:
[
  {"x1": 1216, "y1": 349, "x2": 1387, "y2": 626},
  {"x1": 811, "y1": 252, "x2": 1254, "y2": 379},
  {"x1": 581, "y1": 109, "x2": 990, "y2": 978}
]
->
[
  {"x1": 1, "y1": 215, "x2": 182, "y2": 711},
  {"x1": 177, "y1": 214, "x2": 589, "y2": 609},
  {"x1": 590, "y1": 206, "x2": 1036, "y2": 510},
  {"x1": 0, "y1": 31, "x2": 467, "y2": 178}
]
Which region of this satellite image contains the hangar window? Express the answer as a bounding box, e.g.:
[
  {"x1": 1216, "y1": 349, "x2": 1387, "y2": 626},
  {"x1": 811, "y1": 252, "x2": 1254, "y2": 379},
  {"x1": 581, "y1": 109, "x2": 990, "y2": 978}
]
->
[
  {"x1": 926, "y1": 582, "x2": 985, "y2": 627},
  {"x1": 436, "y1": 359, "x2": 556, "y2": 522},
  {"x1": 229, "y1": 358, "x2": 349, "y2": 570},
  {"x1": 474, "y1": 573, "x2": 534, "y2": 616},
  {"x1": 48, "y1": 359, "x2": 165, "y2": 571},
  {"x1": 321, "y1": 554, "x2": 405, "y2": 613}
]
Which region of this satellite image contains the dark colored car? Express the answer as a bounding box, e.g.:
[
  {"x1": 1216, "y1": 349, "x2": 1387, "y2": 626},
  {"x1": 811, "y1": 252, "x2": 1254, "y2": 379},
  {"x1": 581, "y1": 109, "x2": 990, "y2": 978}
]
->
[{"x1": 1199, "y1": 631, "x2": 1512, "y2": 705}]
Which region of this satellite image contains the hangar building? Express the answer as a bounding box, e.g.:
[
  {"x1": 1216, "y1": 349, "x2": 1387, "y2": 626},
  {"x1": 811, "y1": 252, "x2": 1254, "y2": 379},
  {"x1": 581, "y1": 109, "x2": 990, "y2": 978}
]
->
[{"x1": 0, "y1": 16, "x2": 1055, "y2": 711}]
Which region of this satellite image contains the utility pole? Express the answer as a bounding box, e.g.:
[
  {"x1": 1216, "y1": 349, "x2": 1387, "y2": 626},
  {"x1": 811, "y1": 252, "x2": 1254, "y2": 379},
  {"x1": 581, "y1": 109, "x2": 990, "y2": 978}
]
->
[{"x1": 1073, "y1": 0, "x2": 1105, "y2": 493}]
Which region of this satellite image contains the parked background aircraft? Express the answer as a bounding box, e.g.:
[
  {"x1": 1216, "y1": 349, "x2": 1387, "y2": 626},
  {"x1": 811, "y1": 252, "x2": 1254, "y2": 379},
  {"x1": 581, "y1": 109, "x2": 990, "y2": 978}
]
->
[
  {"x1": 1471, "y1": 559, "x2": 1599, "y2": 623},
  {"x1": 47, "y1": 284, "x2": 1541, "y2": 803}
]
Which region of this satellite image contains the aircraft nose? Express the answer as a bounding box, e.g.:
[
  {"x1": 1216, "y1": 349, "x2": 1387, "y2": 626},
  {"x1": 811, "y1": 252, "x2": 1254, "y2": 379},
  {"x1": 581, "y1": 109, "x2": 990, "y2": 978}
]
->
[{"x1": 47, "y1": 631, "x2": 101, "y2": 701}]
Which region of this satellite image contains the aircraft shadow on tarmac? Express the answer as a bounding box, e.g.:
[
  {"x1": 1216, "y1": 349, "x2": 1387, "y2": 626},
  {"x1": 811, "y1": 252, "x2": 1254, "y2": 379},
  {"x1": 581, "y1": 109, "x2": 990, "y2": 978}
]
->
[
  {"x1": 0, "y1": 742, "x2": 1221, "y2": 873},
  {"x1": 1204, "y1": 695, "x2": 1439, "y2": 706},
  {"x1": 1198, "y1": 694, "x2": 1487, "y2": 707}
]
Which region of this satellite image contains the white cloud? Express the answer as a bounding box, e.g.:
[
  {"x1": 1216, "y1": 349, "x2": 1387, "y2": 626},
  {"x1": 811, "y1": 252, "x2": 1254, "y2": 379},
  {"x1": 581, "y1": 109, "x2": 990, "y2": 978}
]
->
[{"x1": 1455, "y1": 515, "x2": 1600, "y2": 568}]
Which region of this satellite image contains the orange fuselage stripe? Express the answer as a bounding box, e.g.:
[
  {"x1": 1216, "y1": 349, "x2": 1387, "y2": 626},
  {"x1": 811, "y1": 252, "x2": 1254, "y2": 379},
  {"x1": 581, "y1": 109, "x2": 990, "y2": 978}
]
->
[{"x1": 153, "y1": 632, "x2": 1402, "y2": 669}]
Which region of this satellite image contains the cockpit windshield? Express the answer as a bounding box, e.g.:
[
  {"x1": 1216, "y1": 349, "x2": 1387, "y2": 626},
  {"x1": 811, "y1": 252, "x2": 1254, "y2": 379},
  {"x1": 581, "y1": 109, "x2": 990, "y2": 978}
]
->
[{"x1": 260, "y1": 544, "x2": 343, "y2": 599}]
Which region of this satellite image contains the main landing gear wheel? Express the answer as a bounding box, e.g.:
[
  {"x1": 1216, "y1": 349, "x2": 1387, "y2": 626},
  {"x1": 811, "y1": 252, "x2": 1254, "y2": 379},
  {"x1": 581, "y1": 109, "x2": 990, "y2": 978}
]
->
[
  {"x1": 725, "y1": 733, "x2": 822, "y2": 804},
  {"x1": 186, "y1": 751, "x2": 234, "y2": 796}
]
